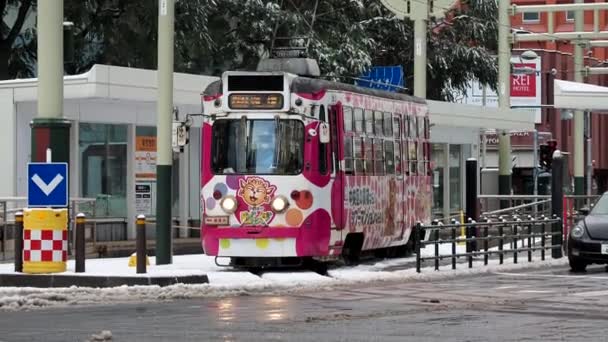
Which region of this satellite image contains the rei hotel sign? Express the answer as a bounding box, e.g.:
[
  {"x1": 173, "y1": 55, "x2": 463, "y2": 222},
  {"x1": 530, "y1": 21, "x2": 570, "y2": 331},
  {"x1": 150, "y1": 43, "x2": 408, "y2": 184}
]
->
[{"x1": 460, "y1": 55, "x2": 542, "y2": 124}]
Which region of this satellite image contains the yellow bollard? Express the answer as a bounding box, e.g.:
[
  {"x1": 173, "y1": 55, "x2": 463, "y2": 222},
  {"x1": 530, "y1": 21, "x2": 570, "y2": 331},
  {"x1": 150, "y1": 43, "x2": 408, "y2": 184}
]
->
[
  {"x1": 458, "y1": 210, "x2": 465, "y2": 246},
  {"x1": 23, "y1": 208, "x2": 68, "y2": 274}
]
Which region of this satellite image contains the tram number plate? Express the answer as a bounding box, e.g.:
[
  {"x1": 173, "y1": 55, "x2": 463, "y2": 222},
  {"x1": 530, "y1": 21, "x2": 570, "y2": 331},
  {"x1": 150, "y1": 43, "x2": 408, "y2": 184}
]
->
[{"x1": 601, "y1": 244, "x2": 608, "y2": 255}]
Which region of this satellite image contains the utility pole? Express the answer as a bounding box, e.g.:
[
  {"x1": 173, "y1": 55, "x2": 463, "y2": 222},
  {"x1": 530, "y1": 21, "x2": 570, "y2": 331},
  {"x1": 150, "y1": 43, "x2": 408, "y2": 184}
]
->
[
  {"x1": 31, "y1": 0, "x2": 71, "y2": 164},
  {"x1": 156, "y1": 0, "x2": 175, "y2": 265},
  {"x1": 573, "y1": 0, "x2": 585, "y2": 202},
  {"x1": 498, "y1": 0, "x2": 512, "y2": 202},
  {"x1": 412, "y1": 0, "x2": 427, "y2": 98}
]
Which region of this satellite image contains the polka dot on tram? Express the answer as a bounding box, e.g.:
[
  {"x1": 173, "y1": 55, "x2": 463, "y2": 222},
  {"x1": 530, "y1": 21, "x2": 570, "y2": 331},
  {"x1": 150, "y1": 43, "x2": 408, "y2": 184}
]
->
[
  {"x1": 285, "y1": 208, "x2": 303, "y2": 226},
  {"x1": 206, "y1": 197, "x2": 216, "y2": 210},
  {"x1": 226, "y1": 175, "x2": 240, "y2": 190},
  {"x1": 255, "y1": 238, "x2": 269, "y2": 249},
  {"x1": 296, "y1": 190, "x2": 313, "y2": 210},
  {"x1": 214, "y1": 183, "x2": 228, "y2": 196},
  {"x1": 220, "y1": 239, "x2": 231, "y2": 249}
]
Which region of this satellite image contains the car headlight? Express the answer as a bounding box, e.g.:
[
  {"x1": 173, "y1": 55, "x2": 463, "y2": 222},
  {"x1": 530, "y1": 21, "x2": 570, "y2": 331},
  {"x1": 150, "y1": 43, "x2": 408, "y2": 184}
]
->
[
  {"x1": 220, "y1": 196, "x2": 237, "y2": 214},
  {"x1": 271, "y1": 196, "x2": 289, "y2": 213},
  {"x1": 571, "y1": 223, "x2": 585, "y2": 239}
]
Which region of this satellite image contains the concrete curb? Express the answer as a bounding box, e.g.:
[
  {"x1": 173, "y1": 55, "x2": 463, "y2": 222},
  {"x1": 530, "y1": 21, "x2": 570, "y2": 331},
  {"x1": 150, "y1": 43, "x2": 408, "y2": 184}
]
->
[{"x1": 0, "y1": 274, "x2": 209, "y2": 288}]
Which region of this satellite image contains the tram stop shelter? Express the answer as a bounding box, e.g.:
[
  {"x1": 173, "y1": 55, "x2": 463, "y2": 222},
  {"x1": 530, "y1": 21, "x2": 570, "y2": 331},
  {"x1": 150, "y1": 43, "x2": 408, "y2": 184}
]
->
[
  {"x1": 554, "y1": 79, "x2": 608, "y2": 111},
  {"x1": 0, "y1": 65, "x2": 218, "y2": 242},
  {"x1": 425, "y1": 100, "x2": 534, "y2": 221}
]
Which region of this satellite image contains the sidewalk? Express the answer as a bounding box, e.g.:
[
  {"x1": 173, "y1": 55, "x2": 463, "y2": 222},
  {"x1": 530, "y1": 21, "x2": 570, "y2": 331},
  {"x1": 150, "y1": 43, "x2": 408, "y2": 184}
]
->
[{"x1": 0, "y1": 254, "x2": 212, "y2": 288}]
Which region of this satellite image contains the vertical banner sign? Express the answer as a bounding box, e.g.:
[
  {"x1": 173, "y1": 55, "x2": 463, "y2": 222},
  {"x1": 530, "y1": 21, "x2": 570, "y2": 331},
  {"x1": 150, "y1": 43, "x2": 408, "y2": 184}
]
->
[
  {"x1": 460, "y1": 56, "x2": 542, "y2": 124},
  {"x1": 160, "y1": 0, "x2": 167, "y2": 16},
  {"x1": 135, "y1": 136, "x2": 157, "y2": 179}
]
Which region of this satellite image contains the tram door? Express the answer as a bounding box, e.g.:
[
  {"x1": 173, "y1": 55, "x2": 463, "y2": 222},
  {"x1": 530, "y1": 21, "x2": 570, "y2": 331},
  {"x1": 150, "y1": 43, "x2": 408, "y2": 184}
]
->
[{"x1": 329, "y1": 105, "x2": 345, "y2": 234}]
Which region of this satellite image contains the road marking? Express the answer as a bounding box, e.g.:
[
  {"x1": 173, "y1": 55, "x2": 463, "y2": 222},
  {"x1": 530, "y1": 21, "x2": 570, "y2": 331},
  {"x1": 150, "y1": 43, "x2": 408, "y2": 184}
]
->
[
  {"x1": 517, "y1": 290, "x2": 555, "y2": 294},
  {"x1": 31, "y1": 174, "x2": 64, "y2": 196},
  {"x1": 572, "y1": 290, "x2": 608, "y2": 297}
]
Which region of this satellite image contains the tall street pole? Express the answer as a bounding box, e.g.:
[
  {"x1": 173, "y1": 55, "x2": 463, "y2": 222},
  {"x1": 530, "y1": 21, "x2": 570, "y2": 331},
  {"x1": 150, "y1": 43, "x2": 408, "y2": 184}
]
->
[
  {"x1": 156, "y1": 0, "x2": 174, "y2": 265},
  {"x1": 573, "y1": 0, "x2": 585, "y2": 202},
  {"x1": 497, "y1": 0, "x2": 512, "y2": 201},
  {"x1": 412, "y1": 0, "x2": 427, "y2": 98},
  {"x1": 31, "y1": 0, "x2": 71, "y2": 164}
]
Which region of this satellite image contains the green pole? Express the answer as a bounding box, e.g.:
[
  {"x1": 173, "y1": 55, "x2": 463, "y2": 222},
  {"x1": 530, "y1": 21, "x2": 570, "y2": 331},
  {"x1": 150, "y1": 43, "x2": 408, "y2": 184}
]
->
[
  {"x1": 155, "y1": 0, "x2": 175, "y2": 264},
  {"x1": 497, "y1": 0, "x2": 512, "y2": 204},
  {"x1": 573, "y1": 0, "x2": 585, "y2": 203},
  {"x1": 31, "y1": 0, "x2": 71, "y2": 163},
  {"x1": 412, "y1": 0, "x2": 427, "y2": 99}
]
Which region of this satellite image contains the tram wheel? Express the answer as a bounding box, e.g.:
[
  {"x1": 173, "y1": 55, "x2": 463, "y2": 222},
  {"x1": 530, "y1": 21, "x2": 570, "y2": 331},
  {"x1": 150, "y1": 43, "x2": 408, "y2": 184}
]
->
[{"x1": 342, "y1": 233, "x2": 364, "y2": 265}]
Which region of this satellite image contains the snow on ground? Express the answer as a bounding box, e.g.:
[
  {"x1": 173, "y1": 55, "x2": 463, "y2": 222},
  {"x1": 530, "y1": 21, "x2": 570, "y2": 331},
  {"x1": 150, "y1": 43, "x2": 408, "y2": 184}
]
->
[{"x1": 0, "y1": 242, "x2": 568, "y2": 311}]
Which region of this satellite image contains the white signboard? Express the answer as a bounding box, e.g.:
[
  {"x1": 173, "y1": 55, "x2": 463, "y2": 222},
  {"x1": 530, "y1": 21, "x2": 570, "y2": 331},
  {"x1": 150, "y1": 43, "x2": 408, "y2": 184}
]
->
[
  {"x1": 135, "y1": 183, "x2": 153, "y2": 215},
  {"x1": 459, "y1": 55, "x2": 542, "y2": 124}
]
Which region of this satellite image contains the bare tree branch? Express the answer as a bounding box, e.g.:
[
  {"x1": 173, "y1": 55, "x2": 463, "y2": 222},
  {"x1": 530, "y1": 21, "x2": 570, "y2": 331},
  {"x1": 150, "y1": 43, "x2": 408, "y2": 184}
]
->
[{"x1": 5, "y1": 0, "x2": 32, "y2": 46}]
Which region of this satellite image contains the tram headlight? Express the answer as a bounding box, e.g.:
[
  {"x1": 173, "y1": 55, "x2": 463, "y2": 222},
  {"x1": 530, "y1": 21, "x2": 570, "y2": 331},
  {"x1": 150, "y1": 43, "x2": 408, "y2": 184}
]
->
[
  {"x1": 220, "y1": 196, "x2": 237, "y2": 214},
  {"x1": 271, "y1": 196, "x2": 289, "y2": 213}
]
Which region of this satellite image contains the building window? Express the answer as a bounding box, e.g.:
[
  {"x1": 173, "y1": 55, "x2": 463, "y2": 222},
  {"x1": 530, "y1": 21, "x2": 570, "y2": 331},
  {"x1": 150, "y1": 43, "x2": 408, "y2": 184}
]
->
[
  {"x1": 522, "y1": 12, "x2": 540, "y2": 22},
  {"x1": 80, "y1": 123, "x2": 128, "y2": 217},
  {"x1": 566, "y1": 11, "x2": 575, "y2": 21}
]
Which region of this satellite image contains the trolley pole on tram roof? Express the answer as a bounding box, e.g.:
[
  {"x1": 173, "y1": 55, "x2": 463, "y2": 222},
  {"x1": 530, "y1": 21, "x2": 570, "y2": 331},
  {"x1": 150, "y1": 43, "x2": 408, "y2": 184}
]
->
[
  {"x1": 155, "y1": 0, "x2": 175, "y2": 265},
  {"x1": 497, "y1": 0, "x2": 512, "y2": 205}
]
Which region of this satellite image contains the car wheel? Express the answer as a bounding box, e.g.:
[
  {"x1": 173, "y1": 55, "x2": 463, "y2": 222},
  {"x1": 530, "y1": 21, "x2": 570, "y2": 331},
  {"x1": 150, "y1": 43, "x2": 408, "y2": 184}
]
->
[{"x1": 569, "y1": 257, "x2": 587, "y2": 272}]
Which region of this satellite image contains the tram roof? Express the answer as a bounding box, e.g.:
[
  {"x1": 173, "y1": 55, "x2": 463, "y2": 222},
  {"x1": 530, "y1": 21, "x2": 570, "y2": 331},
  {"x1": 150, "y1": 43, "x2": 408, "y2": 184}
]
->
[{"x1": 202, "y1": 75, "x2": 426, "y2": 105}]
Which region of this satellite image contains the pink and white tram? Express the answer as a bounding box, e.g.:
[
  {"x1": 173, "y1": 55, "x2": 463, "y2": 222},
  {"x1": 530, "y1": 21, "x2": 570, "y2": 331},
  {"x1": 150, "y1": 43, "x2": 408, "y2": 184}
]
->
[{"x1": 200, "y1": 69, "x2": 432, "y2": 267}]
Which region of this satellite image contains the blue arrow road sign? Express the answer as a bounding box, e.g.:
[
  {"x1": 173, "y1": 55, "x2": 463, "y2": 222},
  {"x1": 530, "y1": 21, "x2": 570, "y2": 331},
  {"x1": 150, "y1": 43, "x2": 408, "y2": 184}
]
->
[{"x1": 27, "y1": 163, "x2": 68, "y2": 207}]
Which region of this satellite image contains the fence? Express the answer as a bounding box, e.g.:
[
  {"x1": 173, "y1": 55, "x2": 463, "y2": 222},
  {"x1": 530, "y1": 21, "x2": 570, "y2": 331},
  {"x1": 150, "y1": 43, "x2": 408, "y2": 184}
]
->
[{"x1": 415, "y1": 216, "x2": 562, "y2": 273}]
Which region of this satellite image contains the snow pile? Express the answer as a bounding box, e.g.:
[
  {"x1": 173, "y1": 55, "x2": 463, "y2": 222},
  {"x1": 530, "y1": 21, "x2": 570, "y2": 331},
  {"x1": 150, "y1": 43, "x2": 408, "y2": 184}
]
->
[{"x1": 0, "y1": 243, "x2": 568, "y2": 311}]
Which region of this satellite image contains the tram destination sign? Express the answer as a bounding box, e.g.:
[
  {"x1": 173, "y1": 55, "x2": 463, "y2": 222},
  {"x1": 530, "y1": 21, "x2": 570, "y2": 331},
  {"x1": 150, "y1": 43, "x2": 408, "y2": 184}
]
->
[{"x1": 228, "y1": 93, "x2": 284, "y2": 110}]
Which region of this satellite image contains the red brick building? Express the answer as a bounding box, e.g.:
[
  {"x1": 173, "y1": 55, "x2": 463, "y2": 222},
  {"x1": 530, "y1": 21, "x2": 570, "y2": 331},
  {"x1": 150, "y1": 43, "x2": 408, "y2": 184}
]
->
[{"x1": 511, "y1": 0, "x2": 608, "y2": 193}]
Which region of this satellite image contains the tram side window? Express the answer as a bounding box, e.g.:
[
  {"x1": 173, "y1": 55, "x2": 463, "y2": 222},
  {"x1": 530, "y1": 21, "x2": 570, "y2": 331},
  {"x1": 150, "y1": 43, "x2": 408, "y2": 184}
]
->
[
  {"x1": 365, "y1": 110, "x2": 374, "y2": 135},
  {"x1": 364, "y1": 137, "x2": 373, "y2": 174},
  {"x1": 404, "y1": 116, "x2": 410, "y2": 139},
  {"x1": 393, "y1": 115, "x2": 401, "y2": 139},
  {"x1": 418, "y1": 116, "x2": 424, "y2": 139},
  {"x1": 354, "y1": 137, "x2": 365, "y2": 174},
  {"x1": 409, "y1": 140, "x2": 417, "y2": 175},
  {"x1": 424, "y1": 116, "x2": 430, "y2": 139},
  {"x1": 374, "y1": 111, "x2": 383, "y2": 136},
  {"x1": 354, "y1": 108, "x2": 364, "y2": 133},
  {"x1": 403, "y1": 140, "x2": 409, "y2": 174},
  {"x1": 394, "y1": 141, "x2": 402, "y2": 175},
  {"x1": 384, "y1": 140, "x2": 395, "y2": 174},
  {"x1": 373, "y1": 138, "x2": 384, "y2": 175},
  {"x1": 383, "y1": 112, "x2": 392, "y2": 137},
  {"x1": 344, "y1": 136, "x2": 354, "y2": 174},
  {"x1": 344, "y1": 106, "x2": 354, "y2": 132}
]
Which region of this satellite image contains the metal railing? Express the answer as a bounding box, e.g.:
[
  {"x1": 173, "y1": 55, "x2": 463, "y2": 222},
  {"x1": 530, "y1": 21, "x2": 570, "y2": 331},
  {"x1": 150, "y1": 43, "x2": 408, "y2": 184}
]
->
[
  {"x1": 479, "y1": 195, "x2": 552, "y2": 218},
  {"x1": 415, "y1": 216, "x2": 562, "y2": 273}
]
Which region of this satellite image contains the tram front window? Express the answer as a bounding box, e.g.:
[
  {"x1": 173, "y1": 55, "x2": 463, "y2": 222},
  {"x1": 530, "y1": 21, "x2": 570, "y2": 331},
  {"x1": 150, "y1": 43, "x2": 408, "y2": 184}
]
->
[{"x1": 212, "y1": 119, "x2": 304, "y2": 175}]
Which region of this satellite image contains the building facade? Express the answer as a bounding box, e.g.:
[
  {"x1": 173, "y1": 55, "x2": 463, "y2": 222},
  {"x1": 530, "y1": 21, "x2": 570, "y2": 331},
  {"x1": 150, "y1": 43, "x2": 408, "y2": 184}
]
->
[{"x1": 512, "y1": 0, "x2": 608, "y2": 194}]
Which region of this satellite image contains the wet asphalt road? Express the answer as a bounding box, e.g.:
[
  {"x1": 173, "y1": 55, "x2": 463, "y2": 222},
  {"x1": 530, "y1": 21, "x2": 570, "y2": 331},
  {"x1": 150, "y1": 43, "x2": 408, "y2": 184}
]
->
[{"x1": 2, "y1": 264, "x2": 608, "y2": 342}]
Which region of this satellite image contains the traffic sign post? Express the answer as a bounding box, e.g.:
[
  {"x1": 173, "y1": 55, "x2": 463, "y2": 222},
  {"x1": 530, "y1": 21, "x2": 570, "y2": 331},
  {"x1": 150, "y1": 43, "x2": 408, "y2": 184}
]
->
[{"x1": 27, "y1": 162, "x2": 69, "y2": 208}]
